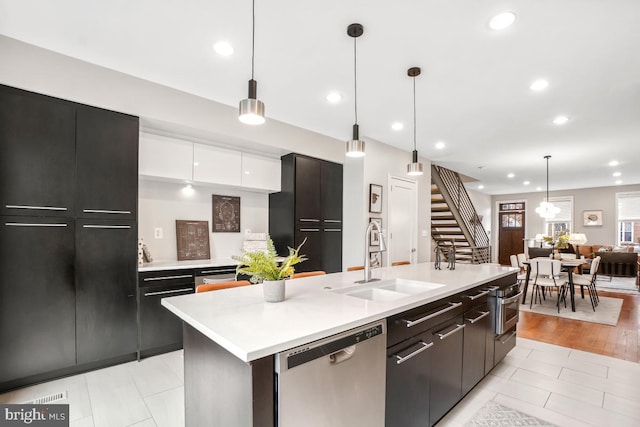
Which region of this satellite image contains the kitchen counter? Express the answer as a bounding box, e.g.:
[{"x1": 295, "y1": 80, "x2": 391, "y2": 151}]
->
[
  {"x1": 138, "y1": 258, "x2": 239, "y2": 272},
  {"x1": 162, "y1": 262, "x2": 515, "y2": 362}
]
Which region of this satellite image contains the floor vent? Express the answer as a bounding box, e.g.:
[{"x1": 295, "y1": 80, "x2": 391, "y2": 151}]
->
[{"x1": 22, "y1": 391, "x2": 67, "y2": 405}]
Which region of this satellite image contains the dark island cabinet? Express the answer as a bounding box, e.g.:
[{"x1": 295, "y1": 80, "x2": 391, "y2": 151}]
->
[
  {"x1": 0, "y1": 85, "x2": 76, "y2": 217},
  {"x1": 0, "y1": 216, "x2": 76, "y2": 385},
  {"x1": 76, "y1": 106, "x2": 139, "y2": 220},
  {"x1": 269, "y1": 153, "x2": 343, "y2": 273}
]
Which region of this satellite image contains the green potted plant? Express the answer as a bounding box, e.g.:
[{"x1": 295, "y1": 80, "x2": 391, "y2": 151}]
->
[{"x1": 233, "y1": 236, "x2": 306, "y2": 302}]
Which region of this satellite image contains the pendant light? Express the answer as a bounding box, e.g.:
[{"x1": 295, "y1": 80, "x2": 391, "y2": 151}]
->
[
  {"x1": 238, "y1": 0, "x2": 265, "y2": 125},
  {"x1": 406, "y1": 67, "x2": 424, "y2": 176},
  {"x1": 535, "y1": 155, "x2": 560, "y2": 218},
  {"x1": 345, "y1": 23, "x2": 365, "y2": 158}
]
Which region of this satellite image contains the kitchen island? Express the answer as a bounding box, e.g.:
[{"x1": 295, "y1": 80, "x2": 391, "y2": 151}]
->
[{"x1": 162, "y1": 262, "x2": 517, "y2": 426}]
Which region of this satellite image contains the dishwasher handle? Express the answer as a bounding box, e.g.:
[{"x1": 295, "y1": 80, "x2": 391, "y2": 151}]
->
[{"x1": 329, "y1": 345, "x2": 356, "y2": 364}]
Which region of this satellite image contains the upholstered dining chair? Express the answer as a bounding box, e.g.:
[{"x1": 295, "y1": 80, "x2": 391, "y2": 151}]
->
[
  {"x1": 291, "y1": 271, "x2": 326, "y2": 279},
  {"x1": 510, "y1": 255, "x2": 527, "y2": 285},
  {"x1": 529, "y1": 259, "x2": 567, "y2": 312},
  {"x1": 391, "y1": 261, "x2": 410, "y2": 266},
  {"x1": 347, "y1": 265, "x2": 364, "y2": 271},
  {"x1": 571, "y1": 256, "x2": 601, "y2": 311},
  {"x1": 196, "y1": 280, "x2": 251, "y2": 293}
]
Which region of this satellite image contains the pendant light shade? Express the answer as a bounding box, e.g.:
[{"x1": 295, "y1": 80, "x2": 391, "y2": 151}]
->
[
  {"x1": 535, "y1": 155, "x2": 561, "y2": 218},
  {"x1": 239, "y1": 0, "x2": 265, "y2": 125},
  {"x1": 406, "y1": 67, "x2": 424, "y2": 176},
  {"x1": 345, "y1": 23, "x2": 365, "y2": 158}
]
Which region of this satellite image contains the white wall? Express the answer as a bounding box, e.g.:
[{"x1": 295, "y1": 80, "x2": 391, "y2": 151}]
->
[
  {"x1": 466, "y1": 188, "x2": 493, "y2": 236},
  {"x1": 139, "y1": 180, "x2": 268, "y2": 261}
]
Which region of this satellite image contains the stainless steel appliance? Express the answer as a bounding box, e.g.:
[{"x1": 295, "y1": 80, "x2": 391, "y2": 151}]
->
[
  {"x1": 275, "y1": 320, "x2": 386, "y2": 427},
  {"x1": 490, "y1": 283, "x2": 522, "y2": 335},
  {"x1": 194, "y1": 266, "x2": 236, "y2": 286}
]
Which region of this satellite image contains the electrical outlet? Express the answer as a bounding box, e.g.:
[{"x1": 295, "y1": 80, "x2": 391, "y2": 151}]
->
[
  {"x1": 154, "y1": 228, "x2": 163, "y2": 239},
  {"x1": 421, "y1": 229, "x2": 429, "y2": 237}
]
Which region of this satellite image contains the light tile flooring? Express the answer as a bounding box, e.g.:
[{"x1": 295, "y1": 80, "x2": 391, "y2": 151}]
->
[{"x1": 2, "y1": 338, "x2": 639, "y2": 426}]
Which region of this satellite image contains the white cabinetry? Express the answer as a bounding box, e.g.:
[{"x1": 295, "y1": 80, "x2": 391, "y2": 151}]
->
[
  {"x1": 193, "y1": 144, "x2": 242, "y2": 186},
  {"x1": 241, "y1": 153, "x2": 281, "y2": 192},
  {"x1": 139, "y1": 133, "x2": 193, "y2": 181}
]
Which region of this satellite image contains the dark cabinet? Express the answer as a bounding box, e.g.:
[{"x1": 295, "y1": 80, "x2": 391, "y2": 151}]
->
[
  {"x1": 269, "y1": 153, "x2": 343, "y2": 273},
  {"x1": 0, "y1": 217, "x2": 76, "y2": 385},
  {"x1": 0, "y1": 85, "x2": 76, "y2": 217},
  {"x1": 76, "y1": 106, "x2": 139, "y2": 220},
  {"x1": 76, "y1": 219, "x2": 138, "y2": 364},
  {"x1": 462, "y1": 301, "x2": 492, "y2": 395}
]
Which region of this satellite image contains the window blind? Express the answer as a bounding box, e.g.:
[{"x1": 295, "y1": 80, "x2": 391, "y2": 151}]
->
[
  {"x1": 618, "y1": 192, "x2": 640, "y2": 221},
  {"x1": 545, "y1": 197, "x2": 573, "y2": 222}
]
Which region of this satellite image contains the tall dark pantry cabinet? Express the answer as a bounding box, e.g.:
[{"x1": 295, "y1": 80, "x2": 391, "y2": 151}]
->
[
  {"x1": 0, "y1": 85, "x2": 139, "y2": 392},
  {"x1": 269, "y1": 153, "x2": 343, "y2": 273}
]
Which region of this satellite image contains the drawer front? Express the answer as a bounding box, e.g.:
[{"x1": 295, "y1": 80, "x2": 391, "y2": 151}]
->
[
  {"x1": 139, "y1": 269, "x2": 195, "y2": 289},
  {"x1": 194, "y1": 266, "x2": 237, "y2": 277},
  {"x1": 494, "y1": 326, "x2": 517, "y2": 366}
]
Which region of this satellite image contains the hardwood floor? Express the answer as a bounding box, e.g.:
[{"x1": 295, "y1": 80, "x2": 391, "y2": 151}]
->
[{"x1": 518, "y1": 290, "x2": 640, "y2": 363}]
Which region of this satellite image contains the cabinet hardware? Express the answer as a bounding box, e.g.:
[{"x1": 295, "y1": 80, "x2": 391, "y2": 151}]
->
[
  {"x1": 465, "y1": 311, "x2": 490, "y2": 324},
  {"x1": 394, "y1": 341, "x2": 434, "y2": 365},
  {"x1": 323, "y1": 229, "x2": 341, "y2": 232},
  {"x1": 299, "y1": 218, "x2": 320, "y2": 222},
  {"x1": 299, "y1": 228, "x2": 320, "y2": 232},
  {"x1": 500, "y1": 291, "x2": 524, "y2": 305},
  {"x1": 83, "y1": 225, "x2": 131, "y2": 229},
  {"x1": 498, "y1": 331, "x2": 517, "y2": 344},
  {"x1": 463, "y1": 289, "x2": 491, "y2": 300},
  {"x1": 5, "y1": 205, "x2": 67, "y2": 211},
  {"x1": 83, "y1": 209, "x2": 131, "y2": 214},
  {"x1": 144, "y1": 288, "x2": 193, "y2": 297},
  {"x1": 435, "y1": 323, "x2": 465, "y2": 340},
  {"x1": 5, "y1": 222, "x2": 67, "y2": 227},
  {"x1": 198, "y1": 269, "x2": 236, "y2": 275},
  {"x1": 401, "y1": 302, "x2": 462, "y2": 328},
  {"x1": 143, "y1": 274, "x2": 193, "y2": 282},
  {"x1": 323, "y1": 219, "x2": 341, "y2": 223}
]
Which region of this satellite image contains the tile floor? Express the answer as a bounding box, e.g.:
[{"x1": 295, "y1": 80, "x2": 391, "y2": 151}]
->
[{"x1": 1, "y1": 338, "x2": 639, "y2": 426}]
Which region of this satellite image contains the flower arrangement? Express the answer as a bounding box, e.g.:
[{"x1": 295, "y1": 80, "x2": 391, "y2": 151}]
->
[
  {"x1": 541, "y1": 233, "x2": 570, "y2": 250},
  {"x1": 233, "y1": 236, "x2": 307, "y2": 283}
]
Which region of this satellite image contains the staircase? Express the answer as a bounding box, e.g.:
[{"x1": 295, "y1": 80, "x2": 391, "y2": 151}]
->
[{"x1": 431, "y1": 164, "x2": 491, "y2": 263}]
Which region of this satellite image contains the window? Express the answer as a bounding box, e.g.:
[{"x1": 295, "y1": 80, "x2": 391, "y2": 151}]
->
[
  {"x1": 616, "y1": 192, "x2": 640, "y2": 246},
  {"x1": 544, "y1": 196, "x2": 573, "y2": 237}
]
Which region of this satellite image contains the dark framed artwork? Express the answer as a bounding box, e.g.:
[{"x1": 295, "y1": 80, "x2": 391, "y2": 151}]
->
[
  {"x1": 369, "y1": 251, "x2": 382, "y2": 268},
  {"x1": 369, "y1": 217, "x2": 382, "y2": 248},
  {"x1": 369, "y1": 184, "x2": 383, "y2": 213},
  {"x1": 175, "y1": 220, "x2": 210, "y2": 261},
  {"x1": 212, "y1": 195, "x2": 240, "y2": 232}
]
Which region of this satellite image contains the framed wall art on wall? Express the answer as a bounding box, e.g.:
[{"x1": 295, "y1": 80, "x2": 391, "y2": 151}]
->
[
  {"x1": 369, "y1": 184, "x2": 382, "y2": 213},
  {"x1": 212, "y1": 195, "x2": 240, "y2": 232},
  {"x1": 583, "y1": 210, "x2": 603, "y2": 226}
]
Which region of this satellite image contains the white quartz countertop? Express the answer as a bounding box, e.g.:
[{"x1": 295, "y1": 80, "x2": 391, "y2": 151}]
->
[
  {"x1": 138, "y1": 258, "x2": 239, "y2": 272},
  {"x1": 162, "y1": 262, "x2": 516, "y2": 362}
]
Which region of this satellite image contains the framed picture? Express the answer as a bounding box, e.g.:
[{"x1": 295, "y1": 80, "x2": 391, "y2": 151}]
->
[
  {"x1": 369, "y1": 217, "x2": 382, "y2": 247},
  {"x1": 369, "y1": 251, "x2": 381, "y2": 268},
  {"x1": 583, "y1": 210, "x2": 603, "y2": 226},
  {"x1": 369, "y1": 184, "x2": 383, "y2": 213},
  {"x1": 212, "y1": 195, "x2": 240, "y2": 232},
  {"x1": 175, "y1": 220, "x2": 210, "y2": 261}
]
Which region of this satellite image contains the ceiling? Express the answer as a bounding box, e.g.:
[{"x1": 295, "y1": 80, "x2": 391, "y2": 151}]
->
[{"x1": 1, "y1": 0, "x2": 639, "y2": 195}]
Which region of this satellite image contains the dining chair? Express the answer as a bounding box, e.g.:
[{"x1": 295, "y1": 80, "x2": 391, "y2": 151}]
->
[
  {"x1": 196, "y1": 280, "x2": 251, "y2": 293},
  {"x1": 510, "y1": 255, "x2": 527, "y2": 286},
  {"x1": 347, "y1": 265, "x2": 364, "y2": 271},
  {"x1": 571, "y1": 256, "x2": 601, "y2": 311},
  {"x1": 391, "y1": 261, "x2": 410, "y2": 266},
  {"x1": 529, "y1": 259, "x2": 567, "y2": 312},
  {"x1": 291, "y1": 271, "x2": 327, "y2": 279}
]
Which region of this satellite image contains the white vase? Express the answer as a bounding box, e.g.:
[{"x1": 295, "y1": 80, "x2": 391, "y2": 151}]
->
[{"x1": 262, "y1": 279, "x2": 286, "y2": 303}]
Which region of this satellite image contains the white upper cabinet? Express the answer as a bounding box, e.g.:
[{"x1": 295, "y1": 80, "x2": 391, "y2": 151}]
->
[
  {"x1": 139, "y1": 133, "x2": 193, "y2": 181},
  {"x1": 241, "y1": 153, "x2": 281, "y2": 192},
  {"x1": 193, "y1": 143, "x2": 242, "y2": 186}
]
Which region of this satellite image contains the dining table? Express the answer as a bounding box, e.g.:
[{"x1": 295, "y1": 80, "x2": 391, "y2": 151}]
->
[{"x1": 521, "y1": 257, "x2": 586, "y2": 312}]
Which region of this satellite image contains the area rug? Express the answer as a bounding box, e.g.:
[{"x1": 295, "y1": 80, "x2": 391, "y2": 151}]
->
[
  {"x1": 520, "y1": 290, "x2": 623, "y2": 326},
  {"x1": 595, "y1": 276, "x2": 638, "y2": 294},
  {"x1": 464, "y1": 401, "x2": 556, "y2": 426}
]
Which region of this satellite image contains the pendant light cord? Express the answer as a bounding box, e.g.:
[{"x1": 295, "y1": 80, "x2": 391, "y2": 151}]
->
[
  {"x1": 353, "y1": 37, "x2": 358, "y2": 125},
  {"x1": 412, "y1": 76, "x2": 417, "y2": 150},
  {"x1": 251, "y1": 0, "x2": 255, "y2": 80},
  {"x1": 545, "y1": 155, "x2": 550, "y2": 202}
]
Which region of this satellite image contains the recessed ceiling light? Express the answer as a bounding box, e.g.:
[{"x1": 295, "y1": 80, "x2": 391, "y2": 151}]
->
[
  {"x1": 613, "y1": 172, "x2": 621, "y2": 177},
  {"x1": 536, "y1": 187, "x2": 542, "y2": 191},
  {"x1": 530, "y1": 79, "x2": 549, "y2": 91},
  {"x1": 553, "y1": 116, "x2": 569, "y2": 125},
  {"x1": 507, "y1": 173, "x2": 515, "y2": 178},
  {"x1": 391, "y1": 122, "x2": 403, "y2": 131},
  {"x1": 435, "y1": 141, "x2": 446, "y2": 150},
  {"x1": 326, "y1": 92, "x2": 342, "y2": 103},
  {"x1": 478, "y1": 185, "x2": 484, "y2": 189},
  {"x1": 615, "y1": 180, "x2": 623, "y2": 185},
  {"x1": 213, "y1": 41, "x2": 234, "y2": 56},
  {"x1": 523, "y1": 181, "x2": 530, "y2": 185},
  {"x1": 608, "y1": 160, "x2": 619, "y2": 166},
  {"x1": 489, "y1": 11, "x2": 516, "y2": 30}
]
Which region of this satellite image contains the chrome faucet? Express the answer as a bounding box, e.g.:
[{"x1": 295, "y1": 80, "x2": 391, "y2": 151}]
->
[{"x1": 355, "y1": 220, "x2": 387, "y2": 284}]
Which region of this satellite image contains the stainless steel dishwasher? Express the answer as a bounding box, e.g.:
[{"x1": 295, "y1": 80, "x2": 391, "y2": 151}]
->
[{"x1": 275, "y1": 320, "x2": 387, "y2": 427}]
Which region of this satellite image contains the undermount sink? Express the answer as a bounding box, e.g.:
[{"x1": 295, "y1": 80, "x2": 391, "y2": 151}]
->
[{"x1": 333, "y1": 278, "x2": 445, "y2": 302}]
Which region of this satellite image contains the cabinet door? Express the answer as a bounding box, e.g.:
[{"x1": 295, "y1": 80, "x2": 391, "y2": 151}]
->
[
  {"x1": 76, "y1": 219, "x2": 137, "y2": 364},
  {"x1": 321, "y1": 228, "x2": 342, "y2": 273},
  {"x1": 0, "y1": 217, "x2": 76, "y2": 384},
  {"x1": 462, "y1": 304, "x2": 491, "y2": 395},
  {"x1": 241, "y1": 153, "x2": 281, "y2": 192},
  {"x1": 76, "y1": 106, "x2": 139, "y2": 220},
  {"x1": 385, "y1": 332, "x2": 432, "y2": 427},
  {"x1": 139, "y1": 133, "x2": 193, "y2": 181},
  {"x1": 193, "y1": 144, "x2": 241, "y2": 186},
  {"x1": 295, "y1": 227, "x2": 322, "y2": 272},
  {"x1": 0, "y1": 85, "x2": 75, "y2": 217},
  {"x1": 294, "y1": 156, "x2": 321, "y2": 221},
  {"x1": 321, "y1": 161, "x2": 342, "y2": 222},
  {"x1": 429, "y1": 316, "x2": 464, "y2": 426}
]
